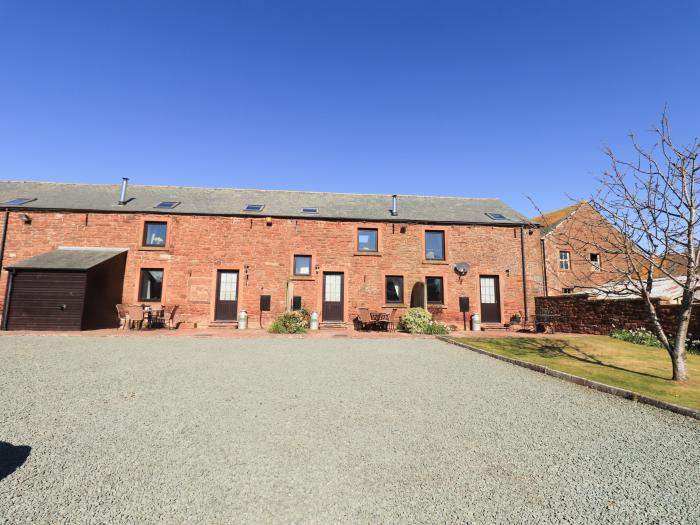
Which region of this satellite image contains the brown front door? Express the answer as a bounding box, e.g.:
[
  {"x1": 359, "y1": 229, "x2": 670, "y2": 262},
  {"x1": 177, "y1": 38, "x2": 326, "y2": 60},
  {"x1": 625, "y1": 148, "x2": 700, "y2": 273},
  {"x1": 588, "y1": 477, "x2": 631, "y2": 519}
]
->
[
  {"x1": 322, "y1": 272, "x2": 344, "y2": 321},
  {"x1": 480, "y1": 275, "x2": 501, "y2": 323},
  {"x1": 214, "y1": 270, "x2": 238, "y2": 321}
]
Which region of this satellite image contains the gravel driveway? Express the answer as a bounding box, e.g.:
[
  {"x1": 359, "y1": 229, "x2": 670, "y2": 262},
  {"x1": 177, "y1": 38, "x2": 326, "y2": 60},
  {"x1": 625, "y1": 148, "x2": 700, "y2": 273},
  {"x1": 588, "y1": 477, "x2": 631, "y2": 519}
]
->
[{"x1": 0, "y1": 335, "x2": 698, "y2": 524}]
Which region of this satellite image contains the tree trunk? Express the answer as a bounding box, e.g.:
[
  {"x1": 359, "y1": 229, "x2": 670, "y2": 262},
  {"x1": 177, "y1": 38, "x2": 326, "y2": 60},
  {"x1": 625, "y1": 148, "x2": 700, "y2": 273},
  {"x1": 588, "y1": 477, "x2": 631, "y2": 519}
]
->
[{"x1": 671, "y1": 345, "x2": 688, "y2": 382}]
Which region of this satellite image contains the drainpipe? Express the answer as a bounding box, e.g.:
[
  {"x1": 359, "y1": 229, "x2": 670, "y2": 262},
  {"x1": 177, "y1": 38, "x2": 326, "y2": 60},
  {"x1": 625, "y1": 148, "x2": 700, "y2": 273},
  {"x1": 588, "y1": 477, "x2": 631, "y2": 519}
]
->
[
  {"x1": 520, "y1": 226, "x2": 529, "y2": 321},
  {"x1": 0, "y1": 210, "x2": 8, "y2": 330},
  {"x1": 540, "y1": 238, "x2": 549, "y2": 297},
  {"x1": 2, "y1": 269, "x2": 14, "y2": 331}
]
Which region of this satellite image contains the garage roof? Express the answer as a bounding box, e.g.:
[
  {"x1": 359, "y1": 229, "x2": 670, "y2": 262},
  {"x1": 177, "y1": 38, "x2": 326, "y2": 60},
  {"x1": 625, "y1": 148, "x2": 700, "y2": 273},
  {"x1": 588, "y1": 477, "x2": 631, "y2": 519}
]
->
[{"x1": 6, "y1": 247, "x2": 127, "y2": 271}]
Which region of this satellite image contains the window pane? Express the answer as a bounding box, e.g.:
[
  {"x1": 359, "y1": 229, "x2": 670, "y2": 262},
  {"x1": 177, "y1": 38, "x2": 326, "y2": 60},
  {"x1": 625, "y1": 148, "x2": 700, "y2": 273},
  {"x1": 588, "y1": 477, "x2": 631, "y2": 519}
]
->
[
  {"x1": 480, "y1": 277, "x2": 496, "y2": 304},
  {"x1": 385, "y1": 276, "x2": 403, "y2": 303},
  {"x1": 140, "y1": 269, "x2": 163, "y2": 301},
  {"x1": 357, "y1": 229, "x2": 378, "y2": 251},
  {"x1": 425, "y1": 231, "x2": 444, "y2": 260},
  {"x1": 426, "y1": 277, "x2": 443, "y2": 304},
  {"x1": 559, "y1": 251, "x2": 570, "y2": 270},
  {"x1": 325, "y1": 274, "x2": 341, "y2": 301},
  {"x1": 144, "y1": 222, "x2": 167, "y2": 247},
  {"x1": 294, "y1": 255, "x2": 311, "y2": 275},
  {"x1": 219, "y1": 272, "x2": 238, "y2": 301}
]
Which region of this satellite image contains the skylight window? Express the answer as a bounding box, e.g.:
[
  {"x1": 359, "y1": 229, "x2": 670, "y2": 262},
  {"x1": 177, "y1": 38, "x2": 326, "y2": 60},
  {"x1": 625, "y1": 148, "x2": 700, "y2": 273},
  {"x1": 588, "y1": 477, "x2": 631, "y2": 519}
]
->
[
  {"x1": 243, "y1": 204, "x2": 265, "y2": 212},
  {"x1": 2, "y1": 197, "x2": 36, "y2": 206},
  {"x1": 301, "y1": 207, "x2": 318, "y2": 214},
  {"x1": 154, "y1": 201, "x2": 181, "y2": 209},
  {"x1": 485, "y1": 212, "x2": 508, "y2": 221}
]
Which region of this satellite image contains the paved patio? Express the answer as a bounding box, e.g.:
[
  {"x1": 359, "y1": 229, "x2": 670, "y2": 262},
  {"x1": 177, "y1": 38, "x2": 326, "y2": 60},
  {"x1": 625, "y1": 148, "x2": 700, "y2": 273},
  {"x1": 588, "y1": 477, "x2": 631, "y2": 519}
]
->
[{"x1": 1, "y1": 336, "x2": 698, "y2": 523}]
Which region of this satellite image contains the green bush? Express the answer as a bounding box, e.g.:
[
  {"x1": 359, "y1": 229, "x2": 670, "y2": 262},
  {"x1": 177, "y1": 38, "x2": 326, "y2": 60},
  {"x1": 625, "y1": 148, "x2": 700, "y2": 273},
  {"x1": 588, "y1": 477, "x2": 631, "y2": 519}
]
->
[
  {"x1": 269, "y1": 309, "x2": 310, "y2": 334},
  {"x1": 398, "y1": 307, "x2": 450, "y2": 334},
  {"x1": 398, "y1": 308, "x2": 433, "y2": 333}
]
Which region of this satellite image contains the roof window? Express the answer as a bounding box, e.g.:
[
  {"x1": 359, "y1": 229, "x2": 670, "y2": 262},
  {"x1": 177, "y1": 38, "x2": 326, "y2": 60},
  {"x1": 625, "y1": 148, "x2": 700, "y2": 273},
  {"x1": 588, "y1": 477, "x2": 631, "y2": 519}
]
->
[
  {"x1": 243, "y1": 204, "x2": 265, "y2": 212},
  {"x1": 485, "y1": 212, "x2": 508, "y2": 221},
  {"x1": 2, "y1": 197, "x2": 36, "y2": 206},
  {"x1": 154, "y1": 201, "x2": 181, "y2": 209},
  {"x1": 301, "y1": 207, "x2": 318, "y2": 214}
]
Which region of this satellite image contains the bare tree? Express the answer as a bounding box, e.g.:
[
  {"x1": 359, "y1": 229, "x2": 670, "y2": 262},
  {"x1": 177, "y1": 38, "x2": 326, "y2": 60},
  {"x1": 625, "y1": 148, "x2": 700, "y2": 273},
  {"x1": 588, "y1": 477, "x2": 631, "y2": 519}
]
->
[{"x1": 558, "y1": 111, "x2": 699, "y2": 381}]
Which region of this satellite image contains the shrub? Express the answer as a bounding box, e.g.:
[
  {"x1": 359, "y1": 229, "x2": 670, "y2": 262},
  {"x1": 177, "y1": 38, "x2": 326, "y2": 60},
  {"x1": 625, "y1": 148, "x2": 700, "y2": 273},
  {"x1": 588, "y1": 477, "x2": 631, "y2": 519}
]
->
[
  {"x1": 398, "y1": 308, "x2": 450, "y2": 334},
  {"x1": 398, "y1": 308, "x2": 433, "y2": 333},
  {"x1": 610, "y1": 327, "x2": 662, "y2": 348},
  {"x1": 269, "y1": 309, "x2": 310, "y2": 334}
]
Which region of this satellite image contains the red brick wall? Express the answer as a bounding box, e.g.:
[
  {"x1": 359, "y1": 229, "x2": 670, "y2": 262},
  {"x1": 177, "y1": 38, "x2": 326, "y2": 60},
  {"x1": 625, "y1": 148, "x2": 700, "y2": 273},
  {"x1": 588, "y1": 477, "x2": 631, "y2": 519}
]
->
[
  {"x1": 543, "y1": 203, "x2": 627, "y2": 295},
  {"x1": 536, "y1": 294, "x2": 700, "y2": 337},
  {"x1": 0, "y1": 210, "x2": 545, "y2": 328}
]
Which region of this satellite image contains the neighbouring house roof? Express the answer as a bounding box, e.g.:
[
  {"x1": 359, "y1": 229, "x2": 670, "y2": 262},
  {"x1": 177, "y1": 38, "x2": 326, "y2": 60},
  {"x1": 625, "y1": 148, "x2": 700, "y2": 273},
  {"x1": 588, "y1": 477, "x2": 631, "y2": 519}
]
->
[
  {"x1": 531, "y1": 202, "x2": 582, "y2": 235},
  {"x1": 0, "y1": 181, "x2": 534, "y2": 226},
  {"x1": 5, "y1": 247, "x2": 127, "y2": 271},
  {"x1": 652, "y1": 253, "x2": 689, "y2": 278},
  {"x1": 581, "y1": 276, "x2": 700, "y2": 303}
]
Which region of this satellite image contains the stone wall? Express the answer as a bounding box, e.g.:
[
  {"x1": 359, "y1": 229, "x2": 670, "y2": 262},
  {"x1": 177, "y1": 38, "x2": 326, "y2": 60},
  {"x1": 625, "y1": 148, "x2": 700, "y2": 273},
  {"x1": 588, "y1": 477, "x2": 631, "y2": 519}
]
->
[{"x1": 536, "y1": 294, "x2": 700, "y2": 337}]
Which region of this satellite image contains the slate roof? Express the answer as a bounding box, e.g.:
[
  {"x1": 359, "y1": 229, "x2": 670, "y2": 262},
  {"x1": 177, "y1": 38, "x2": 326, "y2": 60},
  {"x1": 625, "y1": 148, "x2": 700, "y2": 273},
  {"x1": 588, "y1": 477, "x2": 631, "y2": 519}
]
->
[
  {"x1": 0, "y1": 181, "x2": 534, "y2": 226},
  {"x1": 6, "y1": 247, "x2": 127, "y2": 270}
]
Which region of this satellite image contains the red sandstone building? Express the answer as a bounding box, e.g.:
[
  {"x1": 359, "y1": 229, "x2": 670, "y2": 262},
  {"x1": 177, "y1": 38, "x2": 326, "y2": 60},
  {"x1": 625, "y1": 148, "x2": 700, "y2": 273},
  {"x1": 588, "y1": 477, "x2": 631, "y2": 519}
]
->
[{"x1": 0, "y1": 180, "x2": 544, "y2": 330}]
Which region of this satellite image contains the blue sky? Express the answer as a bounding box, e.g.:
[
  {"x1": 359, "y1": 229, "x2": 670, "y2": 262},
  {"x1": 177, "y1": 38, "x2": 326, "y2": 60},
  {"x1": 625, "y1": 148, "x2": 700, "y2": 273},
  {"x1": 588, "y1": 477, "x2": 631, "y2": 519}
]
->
[{"x1": 1, "y1": 1, "x2": 698, "y2": 215}]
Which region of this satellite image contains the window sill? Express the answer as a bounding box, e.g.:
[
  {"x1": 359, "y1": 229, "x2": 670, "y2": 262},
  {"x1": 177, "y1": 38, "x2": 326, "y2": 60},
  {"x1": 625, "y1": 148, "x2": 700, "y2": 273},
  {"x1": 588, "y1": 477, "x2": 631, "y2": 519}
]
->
[
  {"x1": 426, "y1": 304, "x2": 447, "y2": 309},
  {"x1": 422, "y1": 260, "x2": 448, "y2": 265},
  {"x1": 139, "y1": 246, "x2": 169, "y2": 251},
  {"x1": 383, "y1": 304, "x2": 408, "y2": 308},
  {"x1": 290, "y1": 276, "x2": 315, "y2": 281},
  {"x1": 354, "y1": 252, "x2": 381, "y2": 256}
]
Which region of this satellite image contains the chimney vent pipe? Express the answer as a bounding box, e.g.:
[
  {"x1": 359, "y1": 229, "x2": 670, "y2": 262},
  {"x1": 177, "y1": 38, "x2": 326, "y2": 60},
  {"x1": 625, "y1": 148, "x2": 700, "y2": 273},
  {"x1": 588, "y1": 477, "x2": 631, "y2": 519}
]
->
[
  {"x1": 391, "y1": 194, "x2": 398, "y2": 216},
  {"x1": 118, "y1": 178, "x2": 129, "y2": 205}
]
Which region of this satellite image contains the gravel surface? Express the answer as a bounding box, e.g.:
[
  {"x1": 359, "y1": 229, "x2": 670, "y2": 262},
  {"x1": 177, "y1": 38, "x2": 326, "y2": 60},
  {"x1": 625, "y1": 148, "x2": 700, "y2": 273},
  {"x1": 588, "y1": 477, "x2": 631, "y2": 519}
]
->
[{"x1": 0, "y1": 335, "x2": 698, "y2": 524}]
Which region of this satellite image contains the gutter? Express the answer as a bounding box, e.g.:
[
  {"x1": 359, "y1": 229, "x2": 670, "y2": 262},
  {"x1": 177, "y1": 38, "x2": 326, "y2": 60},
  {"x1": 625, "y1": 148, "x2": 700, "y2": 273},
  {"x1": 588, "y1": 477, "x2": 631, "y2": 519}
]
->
[{"x1": 0, "y1": 210, "x2": 8, "y2": 330}]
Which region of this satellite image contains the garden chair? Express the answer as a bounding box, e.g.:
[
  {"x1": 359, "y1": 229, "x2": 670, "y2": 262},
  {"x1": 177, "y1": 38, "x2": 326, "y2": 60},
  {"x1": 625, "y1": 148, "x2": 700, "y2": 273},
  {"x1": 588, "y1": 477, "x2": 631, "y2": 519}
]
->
[
  {"x1": 383, "y1": 308, "x2": 399, "y2": 332},
  {"x1": 116, "y1": 304, "x2": 130, "y2": 330},
  {"x1": 356, "y1": 308, "x2": 375, "y2": 331},
  {"x1": 127, "y1": 305, "x2": 145, "y2": 330},
  {"x1": 162, "y1": 305, "x2": 178, "y2": 330}
]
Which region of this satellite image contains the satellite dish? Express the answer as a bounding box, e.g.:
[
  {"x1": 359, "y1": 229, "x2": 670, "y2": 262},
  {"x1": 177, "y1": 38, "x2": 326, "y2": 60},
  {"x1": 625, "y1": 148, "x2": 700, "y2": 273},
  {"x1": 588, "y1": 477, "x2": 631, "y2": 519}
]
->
[{"x1": 454, "y1": 262, "x2": 470, "y2": 276}]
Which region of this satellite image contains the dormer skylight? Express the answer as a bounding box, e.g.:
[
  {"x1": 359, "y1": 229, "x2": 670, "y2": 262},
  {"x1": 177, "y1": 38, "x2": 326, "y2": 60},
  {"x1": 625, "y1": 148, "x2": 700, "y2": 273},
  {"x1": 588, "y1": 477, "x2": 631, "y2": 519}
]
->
[
  {"x1": 154, "y1": 201, "x2": 181, "y2": 209},
  {"x1": 301, "y1": 207, "x2": 318, "y2": 214},
  {"x1": 485, "y1": 212, "x2": 508, "y2": 221},
  {"x1": 243, "y1": 204, "x2": 265, "y2": 212},
  {"x1": 2, "y1": 197, "x2": 36, "y2": 206}
]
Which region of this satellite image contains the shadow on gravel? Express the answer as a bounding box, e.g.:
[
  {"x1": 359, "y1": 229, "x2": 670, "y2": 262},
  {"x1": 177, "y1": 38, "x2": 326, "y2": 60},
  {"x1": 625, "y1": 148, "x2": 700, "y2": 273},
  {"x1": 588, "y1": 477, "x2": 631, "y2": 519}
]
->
[{"x1": 0, "y1": 441, "x2": 31, "y2": 481}]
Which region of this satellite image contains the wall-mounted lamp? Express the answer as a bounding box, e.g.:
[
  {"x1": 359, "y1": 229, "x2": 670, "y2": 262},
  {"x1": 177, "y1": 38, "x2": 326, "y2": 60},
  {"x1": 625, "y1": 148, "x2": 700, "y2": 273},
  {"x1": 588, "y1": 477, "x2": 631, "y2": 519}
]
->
[
  {"x1": 265, "y1": 217, "x2": 273, "y2": 226},
  {"x1": 314, "y1": 265, "x2": 320, "y2": 274},
  {"x1": 506, "y1": 269, "x2": 511, "y2": 277},
  {"x1": 244, "y1": 264, "x2": 250, "y2": 274},
  {"x1": 19, "y1": 213, "x2": 31, "y2": 224}
]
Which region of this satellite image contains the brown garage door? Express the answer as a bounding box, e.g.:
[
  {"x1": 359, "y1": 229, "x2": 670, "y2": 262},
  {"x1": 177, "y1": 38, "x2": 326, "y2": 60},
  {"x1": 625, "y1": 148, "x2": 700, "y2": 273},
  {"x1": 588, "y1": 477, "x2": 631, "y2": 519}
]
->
[{"x1": 6, "y1": 270, "x2": 87, "y2": 331}]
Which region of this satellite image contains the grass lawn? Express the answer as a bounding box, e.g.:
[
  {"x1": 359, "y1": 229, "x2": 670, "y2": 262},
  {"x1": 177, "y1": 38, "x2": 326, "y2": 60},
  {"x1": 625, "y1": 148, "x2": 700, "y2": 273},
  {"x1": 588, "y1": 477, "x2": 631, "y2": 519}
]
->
[{"x1": 452, "y1": 336, "x2": 700, "y2": 411}]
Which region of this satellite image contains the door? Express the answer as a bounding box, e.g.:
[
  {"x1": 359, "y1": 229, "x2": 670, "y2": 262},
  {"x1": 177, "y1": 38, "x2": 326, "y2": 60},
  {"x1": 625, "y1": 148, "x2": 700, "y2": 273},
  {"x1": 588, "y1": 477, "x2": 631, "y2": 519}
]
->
[
  {"x1": 479, "y1": 275, "x2": 501, "y2": 323},
  {"x1": 6, "y1": 270, "x2": 87, "y2": 330},
  {"x1": 322, "y1": 272, "x2": 344, "y2": 321},
  {"x1": 214, "y1": 270, "x2": 239, "y2": 321}
]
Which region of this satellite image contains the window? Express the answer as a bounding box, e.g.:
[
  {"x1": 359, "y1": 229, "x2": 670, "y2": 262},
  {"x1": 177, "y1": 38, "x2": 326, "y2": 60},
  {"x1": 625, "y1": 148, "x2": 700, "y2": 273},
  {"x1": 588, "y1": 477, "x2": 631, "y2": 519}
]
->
[
  {"x1": 301, "y1": 207, "x2": 318, "y2": 214},
  {"x1": 563, "y1": 288, "x2": 574, "y2": 294},
  {"x1": 294, "y1": 255, "x2": 311, "y2": 276},
  {"x1": 2, "y1": 197, "x2": 35, "y2": 206},
  {"x1": 139, "y1": 269, "x2": 163, "y2": 301},
  {"x1": 590, "y1": 253, "x2": 601, "y2": 272},
  {"x1": 425, "y1": 231, "x2": 445, "y2": 260},
  {"x1": 385, "y1": 276, "x2": 404, "y2": 304},
  {"x1": 154, "y1": 201, "x2": 180, "y2": 209},
  {"x1": 143, "y1": 222, "x2": 167, "y2": 247},
  {"x1": 426, "y1": 276, "x2": 444, "y2": 304},
  {"x1": 357, "y1": 228, "x2": 378, "y2": 252},
  {"x1": 485, "y1": 212, "x2": 508, "y2": 221},
  {"x1": 243, "y1": 204, "x2": 265, "y2": 212},
  {"x1": 559, "y1": 251, "x2": 570, "y2": 270}
]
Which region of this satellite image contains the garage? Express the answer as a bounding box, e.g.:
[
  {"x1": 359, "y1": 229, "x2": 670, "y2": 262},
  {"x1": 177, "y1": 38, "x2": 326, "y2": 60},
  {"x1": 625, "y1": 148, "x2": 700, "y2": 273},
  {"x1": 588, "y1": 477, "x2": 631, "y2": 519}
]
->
[{"x1": 2, "y1": 247, "x2": 127, "y2": 331}]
